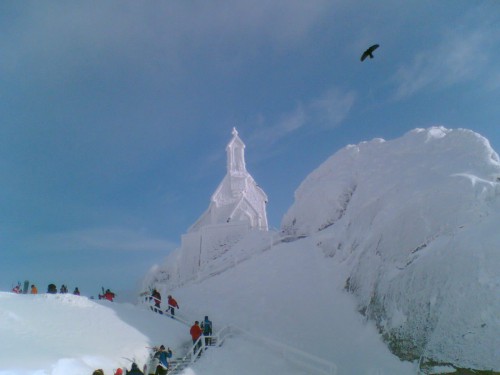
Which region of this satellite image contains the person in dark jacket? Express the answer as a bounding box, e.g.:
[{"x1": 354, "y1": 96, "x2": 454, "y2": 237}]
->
[
  {"x1": 125, "y1": 363, "x2": 143, "y2": 375},
  {"x1": 201, "y1": 315, "x2": 213, "y2": 346},
  {"x1": 150, "y1": 289, "x2": 162, "y2": 314},
  {"x1": 47, "y1": 284, "x2": 57, "y2": 294}
]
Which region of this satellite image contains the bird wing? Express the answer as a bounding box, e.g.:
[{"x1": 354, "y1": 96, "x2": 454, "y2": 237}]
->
[{"x1": 360, "y1": 44, "x2": 380, "y2": 61}]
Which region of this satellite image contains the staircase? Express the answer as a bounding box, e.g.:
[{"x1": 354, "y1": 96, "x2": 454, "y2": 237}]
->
[
  {"x1": 141, "y1": 300, "x2": 337, "y2": 375},
  {"x1": 144, "y1": 327, "x2": 230, "y2": 375}
]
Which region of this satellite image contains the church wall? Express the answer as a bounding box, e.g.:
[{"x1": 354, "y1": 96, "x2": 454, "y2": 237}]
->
[{"x1": 199, "y1": 222, "x2": 250, "y2": 266}]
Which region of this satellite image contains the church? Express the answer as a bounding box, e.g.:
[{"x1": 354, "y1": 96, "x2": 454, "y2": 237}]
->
[
  {"x1": 189, "y1": 127, "x2": 268, "y2": 232},
  {"x1": 180, "y1": 128, "x2": 269, "y2": 268}
]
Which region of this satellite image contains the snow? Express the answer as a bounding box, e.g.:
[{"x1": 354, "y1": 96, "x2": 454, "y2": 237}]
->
[
  {"x1": 280, "y1": 127, "x2": 500, "y2": 370},
  {"x1": 2, "y1": 127, "x2": 499, "y2": 374},
  {"x1": 0, "y1": 293, "x2": 186, "y2": 375},
  {"x1": 0, "y1": 236, "x2": 416, "y2": 374}
]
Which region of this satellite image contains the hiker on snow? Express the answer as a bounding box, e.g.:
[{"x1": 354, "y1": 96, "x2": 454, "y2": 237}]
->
[
  {"x1": 125, "y1": 363, "x2": 143, "y2": 375},
  {"x1": 73, "y1": 287, "x2": 80, "y2": 295},
  {"x1": 12, "y1": 284, "x2": 21, "y2": 294},
  {"x1": 31, "y1": 284, "x2": 38, "y2": 294},
  {"x1": 167, "y1": 295, "x2": 179, "y2": 317},
  {"x1": 151, "y1": 289, "x2": 162, "y2": 313},
  {"x1": 201, "y1": 315, "x2": 213, "y2": 346},
  {"x1": 47, "y1": 283, "x2": 57, "y2": 294},
  {"x1": 153, "y1": 345, "x2": 172, "y2": 375},
  {"x1": 99, "y1": 289, "x2": 115, "y2": 302},
  {"x1": 190, "y1": 321, "x2": 203, "y2": 354}
]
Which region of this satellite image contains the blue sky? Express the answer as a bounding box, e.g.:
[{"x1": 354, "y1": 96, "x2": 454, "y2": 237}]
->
[{"x1": 1, "y1": 1, "x2": 499, "y2": 298}]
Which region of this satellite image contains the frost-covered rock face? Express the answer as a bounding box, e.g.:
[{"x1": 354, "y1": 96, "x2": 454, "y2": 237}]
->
[{"x1": 282, "y1": 127, "x2": 500, "y2": 370}]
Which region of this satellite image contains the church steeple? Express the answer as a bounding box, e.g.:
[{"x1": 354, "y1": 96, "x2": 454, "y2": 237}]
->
[
  {"x1": 187, "y1": 127, "x2": 268, "y2": 233},
  {"x1": 226, "y1": 127, "x2": 246, "y2": 175}
]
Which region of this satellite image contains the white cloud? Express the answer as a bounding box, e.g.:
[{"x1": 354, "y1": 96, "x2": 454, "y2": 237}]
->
[
  {"x1": 250, "y1": 87, "x2": 355, "y2": 145},
  {"x1": 0, "y1": 0, "x2": 333, "y2": 79},
  {"x1": 309, "y1": 88, "x2": 356, "y2": 129},
  {"x1": 393, "y1": 28, "x2": 495, "y2": 99},
  {"x1": 24, "y1": 227, "x2": 176, "y2": 253}
]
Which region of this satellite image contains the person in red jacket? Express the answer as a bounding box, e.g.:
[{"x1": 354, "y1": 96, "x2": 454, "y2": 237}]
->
[
  {"x1": 104, "y1": 290, "x2": 115, "y2": 301},
  {"x1": 99, "y1": 289, "x2": 115, "y2": 302},
  {"x1": 167, "y1": 295, "x2": 179, "y2": 317},
  {"x1": 190, "y1": 321, "x2": 203, "y2": 355}
]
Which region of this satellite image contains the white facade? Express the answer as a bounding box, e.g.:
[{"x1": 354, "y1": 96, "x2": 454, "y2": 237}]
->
[{"x1": 180, "y1": 128, "x2": 268, "y2": 271}]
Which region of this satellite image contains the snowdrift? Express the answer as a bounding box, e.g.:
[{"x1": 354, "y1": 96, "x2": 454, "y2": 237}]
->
[
  {"x1": 282, "y1": 127, "x2": 500, "y2": 370},
  {"x1": 0, "y1": 293, "x2": 187, "y2": 375}
]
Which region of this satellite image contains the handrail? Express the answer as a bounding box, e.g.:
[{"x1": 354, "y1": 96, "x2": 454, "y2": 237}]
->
[
  {"x1": 141, "y1": 299, "x2": 336, "y2": 374},
  {"x1": 142, "y1": 297, "x2": 191, "y2": 326},
  {"x1": 230, "y1": 326, "x2": 337, "y2": 375},
  {"x1": 167, "y1": 325, "x2": 233, "y2": 373},
  {"x1": 146, "y1": 321, "x2": 336, "y2": 375}
]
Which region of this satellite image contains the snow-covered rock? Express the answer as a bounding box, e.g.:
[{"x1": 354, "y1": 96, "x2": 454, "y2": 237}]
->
[{"x1": 282, "y1": 127, "x2": 500, "y2": 370}]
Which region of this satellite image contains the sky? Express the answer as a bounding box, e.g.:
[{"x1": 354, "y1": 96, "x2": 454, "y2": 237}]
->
[{"x1": 1, "y1": 0, "x2": 500, "y2": 297}]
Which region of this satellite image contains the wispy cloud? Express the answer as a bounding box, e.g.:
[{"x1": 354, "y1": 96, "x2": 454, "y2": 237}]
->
[
  {"x1": 0, "y1": 1, "x2": 333, "y2": 77},
  {"x1": 249, "y1": 88, "x2": 356, "y2": 145},
  {"x1": 24, "y1": 227, "x2": 176, "y2": 253},
  {"x1": 392, "y1": 28, "x2": 496, "y2": 99},
  {"x1": 309, "y1": 88, "x2": 356, "y2": 129}
]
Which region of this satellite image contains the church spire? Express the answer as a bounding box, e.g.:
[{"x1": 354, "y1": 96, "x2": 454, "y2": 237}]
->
[{"x1": 227, "y1": 127, "x2": 246, "y2": 174}]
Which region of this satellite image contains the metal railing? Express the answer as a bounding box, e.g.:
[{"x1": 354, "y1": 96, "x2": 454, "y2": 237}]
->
[
  {"x1": 142, "y1": 300, "x2": 337, "y2": 375},
  {"x1": 230, "y1": 326, "x2": 337, "y2": 375}
]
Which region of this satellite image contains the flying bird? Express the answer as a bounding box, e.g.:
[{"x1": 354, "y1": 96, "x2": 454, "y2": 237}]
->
[{"x1": 360, "y1": 44, "x2": 380, "y2": 62}]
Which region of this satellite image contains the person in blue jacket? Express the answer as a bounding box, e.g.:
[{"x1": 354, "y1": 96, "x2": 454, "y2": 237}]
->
[
  {"x1": 201, "y1": 315, "x2": 213, "y2": 346},
  {"x1": 153, "y1": 345, "x2": 172, "y2": 375}
]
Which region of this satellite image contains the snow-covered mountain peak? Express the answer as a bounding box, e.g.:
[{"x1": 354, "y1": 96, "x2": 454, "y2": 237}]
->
[{"x1": 281, "y1": 126, "x2": 500, "y2": 370}]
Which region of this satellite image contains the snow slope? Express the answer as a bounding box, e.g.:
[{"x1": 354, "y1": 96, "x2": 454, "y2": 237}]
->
[
  {"x1": 0, "y1": 293, "x2": 187, "y2": 375},
  {"x1": 0, "y1": 244, "x2": 414, "y2": 375},
  {"x1": 171, "y1": 237, "x2": 415, "y2": 374}
]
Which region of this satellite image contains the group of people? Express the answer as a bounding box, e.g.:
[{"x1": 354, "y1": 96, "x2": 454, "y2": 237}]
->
[
  {"x1": 11, "y1": 283, "x2": 81, "y2": 295},
  {"x1": 11, "y1": 282, "x2": 37, "y2": 294},
  {"x1": 92, "y1": 344, "x2": 173, "y2": 375},
  {"x1": 47, "y1": 283, "x2": 81, "y2": 295},
  {"x1": 149, "y1": 289, "x2": 179, "y2": 317},
  {"x1": 11, "y1": 282, "x2": 114, "y2": 301},
  {"x1": 92, "y1": 361, "x2": 149, "y2": 375},
  {"x1": 88, "y1": 290, "x2": 215, "y2": 375},
  {"x1": 190, "y1": 316, "x2": 213, "y2": 353},
  {"x1": 147, "y1": 316, "x2": 213, "y2": 375}
]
